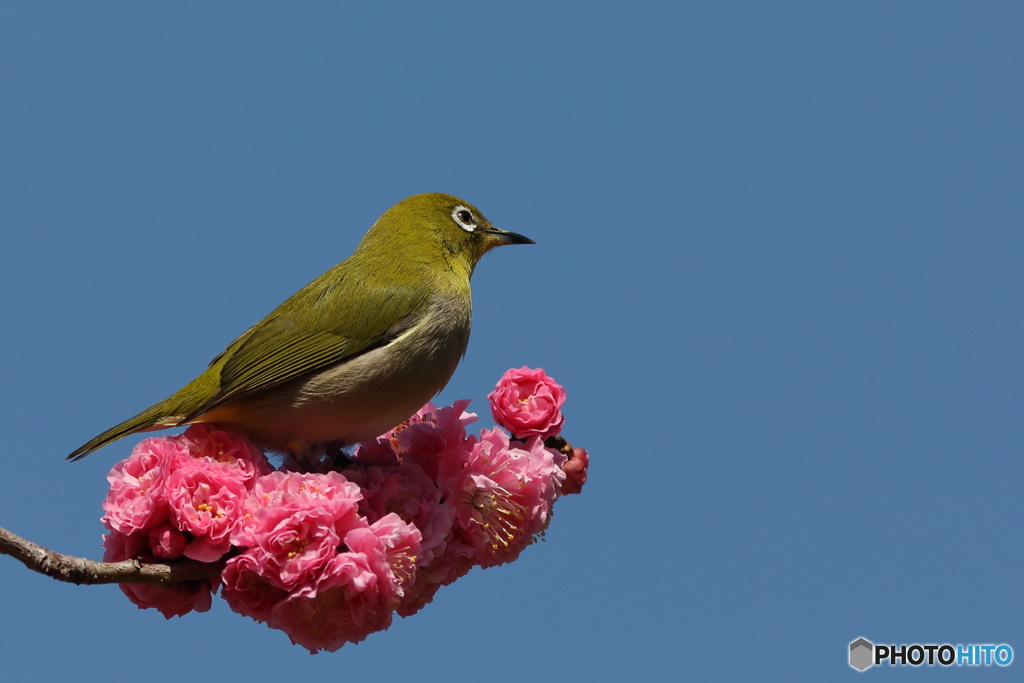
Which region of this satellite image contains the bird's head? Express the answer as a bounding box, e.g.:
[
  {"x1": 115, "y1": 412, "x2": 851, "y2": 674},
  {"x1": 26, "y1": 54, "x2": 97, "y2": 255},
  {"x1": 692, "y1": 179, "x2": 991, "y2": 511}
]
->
[{"x1": 360, "y1": 193, "x2": 534, "y2": 276}]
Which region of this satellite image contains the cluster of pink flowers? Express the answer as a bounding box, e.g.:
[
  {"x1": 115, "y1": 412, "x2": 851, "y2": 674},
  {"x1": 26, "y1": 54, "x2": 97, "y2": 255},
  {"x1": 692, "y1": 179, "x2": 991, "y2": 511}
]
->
[
  {"x1": 101, "y1": 367, "x2": 588, "y2": 653},
  {"x1": 102, "y1": 425, "x2": 273, "y2": 618}
]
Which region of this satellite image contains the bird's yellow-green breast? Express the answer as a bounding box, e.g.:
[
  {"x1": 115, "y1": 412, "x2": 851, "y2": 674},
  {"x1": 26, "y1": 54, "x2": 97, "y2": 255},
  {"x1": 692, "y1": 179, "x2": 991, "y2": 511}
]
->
[{"x1": 67, "y1": 193, "x2": 534, "y2": 462}]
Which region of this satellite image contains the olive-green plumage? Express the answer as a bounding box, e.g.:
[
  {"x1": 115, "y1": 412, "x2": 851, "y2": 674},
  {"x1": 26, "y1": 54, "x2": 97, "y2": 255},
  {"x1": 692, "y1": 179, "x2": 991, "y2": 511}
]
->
[{"x1": 67, "y1": 193, "x2": 532, "y2": 462}]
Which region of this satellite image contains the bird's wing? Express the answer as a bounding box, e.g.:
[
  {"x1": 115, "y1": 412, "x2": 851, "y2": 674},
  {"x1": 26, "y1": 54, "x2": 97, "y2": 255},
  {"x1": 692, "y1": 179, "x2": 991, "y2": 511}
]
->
[{"x1": 182, "y1": 272, "x2": 429, "y2": 420}]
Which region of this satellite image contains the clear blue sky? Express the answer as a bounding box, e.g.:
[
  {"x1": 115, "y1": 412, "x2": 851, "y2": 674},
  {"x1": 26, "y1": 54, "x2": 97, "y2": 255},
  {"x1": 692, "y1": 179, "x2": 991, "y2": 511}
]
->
[{"x1": 1, "y1": 3, "x2": 1021, "y2": 681}]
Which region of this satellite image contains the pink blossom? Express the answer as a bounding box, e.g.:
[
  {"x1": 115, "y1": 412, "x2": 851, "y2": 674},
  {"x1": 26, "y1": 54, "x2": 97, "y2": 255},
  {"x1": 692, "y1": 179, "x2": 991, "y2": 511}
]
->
[
  {"x1": 267, "y1": 524, "x2": 398, "y2": 653},
  {"x1": 224, "y1": 492, "x2": 411, "y2": 651},
  {"x1": 395, "y1": 542, "x2": 473, "y2": 618},
  {"x1": 250, "y1": 506, "x2": 349, "y2": 591},
  {"x1": 233, "y1": 470, "x2": 362, "y2": 548},
  {"x1": 438, "y1": 428, "x2": 566, "y2": 567},
  {"x1": 375, "y1": 400, "x2": 476, "y2": 452},
  {"x1": 102, "y1": 529, "x2": 213, "y2": 618},
  {"x1": 353, "y1": 400, "x2": 476, "y2": 467},
  {"x1": 176, "y1": 424, "x2": 273, "y2": 482},
  {"x1": 101, "y1": 436, "x2": 182, "y2": 534},
  {"x1": 166, "y1": 457, "x2": 250, "y2": 562},
  {"x1": 353, "y1": 401, "x2": 441, "y2": 465},
  {"x1": 488, "y1": 367, "x2": 566, "y2": 439},
  {"x1": 221, "y1": 552, "x2": 290, "y2": 623},
  {"x1": 351, "y1": 435, "x2": 400, "y2": 467},
  {"x1": 399, "y1": 400, "x2": 478, "y2": 482},
  {"x1": 345, "y1": 462, "x2": 453, "y2": 568},
  {"x1": 561, "y1": 447, "x2": 589, "y2": 495},
  {"x1": 517, "y1": 435, "x2": 568, "y2": 534},
  {"x1": 368, "y1": 513, "x2": 422, "y2": 596},
  {"x1": 230, "y1": 471, "x2": 366, "y2": 595},
  {"x1": 148, "y1": 525, "x2": 187, "y2": 559}
]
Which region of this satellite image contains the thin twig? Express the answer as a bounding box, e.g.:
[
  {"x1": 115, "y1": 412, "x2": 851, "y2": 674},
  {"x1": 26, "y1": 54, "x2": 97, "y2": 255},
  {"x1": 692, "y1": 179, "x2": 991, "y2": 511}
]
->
[{"x1": 0, "y1": 525, "x2": 222, "y2": 587}]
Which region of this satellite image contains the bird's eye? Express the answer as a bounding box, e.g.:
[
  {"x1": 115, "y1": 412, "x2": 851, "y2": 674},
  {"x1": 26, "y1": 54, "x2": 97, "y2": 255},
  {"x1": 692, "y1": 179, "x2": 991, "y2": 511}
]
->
[{"x1": 452, "y1": 206, "x2": 477, "y2": 232}]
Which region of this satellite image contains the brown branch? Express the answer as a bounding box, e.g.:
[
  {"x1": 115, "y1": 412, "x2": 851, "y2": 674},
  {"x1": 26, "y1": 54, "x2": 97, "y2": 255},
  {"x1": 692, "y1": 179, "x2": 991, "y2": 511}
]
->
[{"x1": 0, "y1": 525, "x2": 223, "y2": 587}]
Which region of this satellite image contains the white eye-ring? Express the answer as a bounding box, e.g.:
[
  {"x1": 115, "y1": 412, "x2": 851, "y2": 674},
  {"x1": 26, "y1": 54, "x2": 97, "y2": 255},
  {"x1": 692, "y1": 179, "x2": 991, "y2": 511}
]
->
[{"x1": 452, "y1": 206, "x2": 477, "y2": 232}]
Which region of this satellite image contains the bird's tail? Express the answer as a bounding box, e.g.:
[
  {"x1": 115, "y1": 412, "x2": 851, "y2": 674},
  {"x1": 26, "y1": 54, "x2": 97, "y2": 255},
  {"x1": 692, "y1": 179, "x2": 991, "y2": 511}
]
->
[
  {"x1": 64, "y1": 370, "x2": 222, "y2": 462},
  {"x1": 66, "y1": 398, "x2": 189, "y2": 461}
]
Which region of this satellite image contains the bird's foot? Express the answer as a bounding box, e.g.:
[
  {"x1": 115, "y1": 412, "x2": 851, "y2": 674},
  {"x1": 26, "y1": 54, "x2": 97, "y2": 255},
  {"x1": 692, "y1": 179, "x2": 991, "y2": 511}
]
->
[{"x1": 283, "y1": 440, "x2": 355, "y2": 474}]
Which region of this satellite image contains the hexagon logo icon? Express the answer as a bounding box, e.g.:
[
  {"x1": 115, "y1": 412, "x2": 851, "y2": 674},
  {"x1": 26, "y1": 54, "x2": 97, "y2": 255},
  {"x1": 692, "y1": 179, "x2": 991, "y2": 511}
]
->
[{"x1": 849, "y1": 638, "x2": 874, "y2": 671}]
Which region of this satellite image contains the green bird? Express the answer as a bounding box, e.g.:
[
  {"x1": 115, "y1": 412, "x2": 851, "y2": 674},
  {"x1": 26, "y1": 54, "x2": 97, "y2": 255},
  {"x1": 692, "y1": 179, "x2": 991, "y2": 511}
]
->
[{"x1": 67, "y1": 193, "x2": 533, "y2": 463}]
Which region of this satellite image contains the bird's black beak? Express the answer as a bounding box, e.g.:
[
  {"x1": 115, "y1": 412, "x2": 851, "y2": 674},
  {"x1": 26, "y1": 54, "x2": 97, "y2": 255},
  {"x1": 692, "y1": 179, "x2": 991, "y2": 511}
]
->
[{"x1": 484, "y1": 227, "x2": 535, "y2": 246}]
